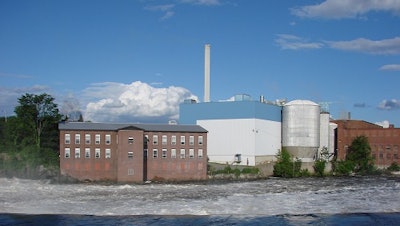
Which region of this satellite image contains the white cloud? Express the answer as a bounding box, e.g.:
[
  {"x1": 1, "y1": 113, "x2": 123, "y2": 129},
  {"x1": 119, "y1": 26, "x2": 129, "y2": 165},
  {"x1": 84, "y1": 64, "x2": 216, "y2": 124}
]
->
[
  {"x1": 144, "y1": 4, "x2": 175, "y2": 20},
  {"x1": 291, "y1": 0, "x2": 400, "y2": 19},
  {"x1": 275, "y1": 34, "x2": 324, "y2": 50},
  {"x1": 83, "y1": 81, "x2": 198, "y2": 123},
  {"x1": 375, "y1": 120, "x2": 390, "y2": 128},
  {"x1": 378, "y1": 99, "x2": 400, "y2": 110},
  {"x1": 179, "y1": 0, "x2": 221, "y2": 6},
  {"x1": 380, "y1": 64, "x2": 400, "y2": 71},
  {"x1": 327, "y1": 37, "x2": 400, "y2": 55}
]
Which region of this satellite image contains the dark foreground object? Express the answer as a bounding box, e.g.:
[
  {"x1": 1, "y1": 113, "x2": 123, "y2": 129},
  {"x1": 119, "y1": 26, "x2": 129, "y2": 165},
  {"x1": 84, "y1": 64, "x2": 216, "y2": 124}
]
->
[{"x1": 1, "y1": 212, "x2": 400, "y2": 226}]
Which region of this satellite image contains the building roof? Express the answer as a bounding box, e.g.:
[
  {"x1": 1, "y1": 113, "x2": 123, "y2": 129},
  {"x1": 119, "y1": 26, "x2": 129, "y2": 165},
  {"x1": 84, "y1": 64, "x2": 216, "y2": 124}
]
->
[
  {"x1": 59, "y1": 122, "x2": 208, "y2": 133},
  {"x1": 285, "y1": 99, "x2": 318, "y2": 106}
]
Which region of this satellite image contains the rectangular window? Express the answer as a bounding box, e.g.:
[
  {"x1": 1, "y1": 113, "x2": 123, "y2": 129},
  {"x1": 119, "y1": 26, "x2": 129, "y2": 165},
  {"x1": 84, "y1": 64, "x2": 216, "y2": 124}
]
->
[
  {"x1": 189, "y1": 136, "x2": 194, "y2": 145},
  {"x1": 85, "y1": 134, "x2": 91, "y2": 144},
  {"x1": 85, "y1": 148, "x2": 90, "y2": 158},
  {"x1": 75, "y1": 134, "x2": 80, "y2": 144},
  {"x1": 153, "y1": 149, "x2": 158, "y2": 158},
  {"x1": 189, "y1": 149, "x2": 194, "y2": 158},
  {"x1": 162, "y1": 149, "x2": 167, "y2": 158},
  {"x1": 153, "y1": 135, "x2": 158, "y2": 145},
  {"x1": 171, "y1": 135, "x2": 177, "y2": 145},
  {"x1": 75, "y1": 148, "x2": 80, "y2": 158},
  {"x1": 105, "y1": 134, "x2": 111, "y2": 145},
  {"x1": 65, "y1": 148, "x2": 70, "y2": 158},
  {"x1": 198, "y1": 136, "x2": 203, "y2": 145},
  {"x1": 171, "y1": 149, "x2": 176, "y2": 158},
  {"x1": 95, "y1": 148, "x2": 100, "y2": 159},
  {"x1": 105, "y1": 149, "x2": 111, "y2": 158},
  {"x1": 128, "y1": 169, "x2": 134, "y2": 175},
  {"x1": 198, "y1": 149, "x2": 203, "y2": 158},
  {"x1": 180, "y1": 149, "x2": 185, "y2": 159},
  {"x1": 95, "y1": 134, "x2": 101, "y2": 144},
  {"x1": 128, "y1": 136, "x2": 134, "y2": 144},
  {"x1": 65, "y1": 134, "x2": 70, "y2": 144},
  {"x1": 180, "y1": 136, "x2": 185, "y2": 145},
  {"x1": 162, "y1": 135, "x2": 167, "y2": 145},
  {"x1": 128, "y1": 151, "x2": 133, "y2": 158}
]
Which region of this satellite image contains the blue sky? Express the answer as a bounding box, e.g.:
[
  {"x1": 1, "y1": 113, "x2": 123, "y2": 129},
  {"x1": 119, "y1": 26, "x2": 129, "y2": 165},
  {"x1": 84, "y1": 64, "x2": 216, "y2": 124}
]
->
[{"x1": 1, "y1": 0, "x2": 399, "y2": 126}]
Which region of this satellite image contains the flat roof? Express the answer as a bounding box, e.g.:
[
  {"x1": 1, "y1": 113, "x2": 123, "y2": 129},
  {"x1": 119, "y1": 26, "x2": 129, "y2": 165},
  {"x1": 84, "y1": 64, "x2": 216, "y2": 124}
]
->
[{"x1": 59, "y1": 122, "x2": 208, "y2": 133}]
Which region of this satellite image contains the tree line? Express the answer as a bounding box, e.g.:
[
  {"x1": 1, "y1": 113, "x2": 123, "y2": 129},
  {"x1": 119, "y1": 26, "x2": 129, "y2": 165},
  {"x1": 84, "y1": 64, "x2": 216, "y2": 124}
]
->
[{"x1": 0, "y1": 93, "x2": 63, "y2": 177}]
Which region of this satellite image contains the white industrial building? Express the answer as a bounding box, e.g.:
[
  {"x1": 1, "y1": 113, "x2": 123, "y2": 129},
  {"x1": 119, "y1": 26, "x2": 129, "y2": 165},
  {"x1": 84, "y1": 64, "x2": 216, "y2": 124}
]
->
[{"x1": 178, "y1": 44, "x2": 337, "y2": 166}]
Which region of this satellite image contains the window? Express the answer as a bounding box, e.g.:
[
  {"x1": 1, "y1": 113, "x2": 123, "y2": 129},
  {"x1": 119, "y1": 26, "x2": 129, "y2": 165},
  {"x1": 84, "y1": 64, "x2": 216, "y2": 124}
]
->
[
  {"x1": 95, "y1": 134, "x2": 100, "y2": 144},
  {"x1": 128, "y1": 136, "x2": 134, "y2": 144},
  {"x1": 198, "y1": 149, "x2": 203, "y2": 158},
  {"x1": 65, "y1": 148, "x2": 70, "y2": 158},
  {"x1": 128, "y1": 152, "x2": 133, "y2": 159},
  {"x1": 180, "y1": 136, "x2": 185, "y2": 145},
  {"x1": 85, "y1": 148, "x2": 90, "y2": 158},
  {"x1": 144, "y1": 149, "x2": 148, "y2": 158},
  {"x1": 65, "y1": 134, "x2": 70, "y2": 144},
  {"x1": 153, "y1": 149, "x2": 158, "y2": 158},
  {"x1": 128, "y1": 169, "x2": 134, "y2": 175},
  {"x1": 198, "y1": 136, "x2": 203, "y2": 145},
  {"x1": 75, "y1": 134, "x2": 80, "y2": 144},
  {"x1": 95, "y1": 148, "x2": 100, "y2": 159},
  {"x1": 171, "y1": 135, "x2": 176, "y2": 145},
  {"x1": 189, "y1": 149, "x2": 194, "y2": 158},
  {"x1": 162, "y1": 149, "x2": 167, "y2": 158},
  {"x1": 171, "y1": 149, "x2": 176, "y2": 158},
  {"x1": 105, "y1": 134, "x2": 111, "y2": 145},
  {"x1": 180, "y1": 149, "x2": 185, "y2": 159},
  {"x1": 85, "y1": 134, "x2": 91, "y2": 144},
  {"x1": 153, "y1": 135, "x2": 158, "y2": 145},
  {"x1": 105, "y1": 149, "x2": 111, "y2": 158},
  {"x1": 189, "y1": 136, "x2": 194, "y2": 146},
  {"x1": 75, "y1": 148, "x2": 80, "y2": 158},
  {"x1": 162, "y1": 135, "x2": 167, "y2": 145}
]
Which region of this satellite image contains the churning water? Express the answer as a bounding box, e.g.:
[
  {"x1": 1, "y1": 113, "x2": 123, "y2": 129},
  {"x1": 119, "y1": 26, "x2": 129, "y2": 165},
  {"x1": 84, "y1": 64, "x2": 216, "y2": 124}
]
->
[{"x1": 0, "y1": 176, "x2": 399, "y2": 225}]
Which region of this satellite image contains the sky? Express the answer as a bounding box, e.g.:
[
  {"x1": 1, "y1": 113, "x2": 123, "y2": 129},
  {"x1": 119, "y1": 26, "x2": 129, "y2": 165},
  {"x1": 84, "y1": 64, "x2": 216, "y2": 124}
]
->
[{"x1": 1, "y1": 0, "x2": 400, "y2": 126}]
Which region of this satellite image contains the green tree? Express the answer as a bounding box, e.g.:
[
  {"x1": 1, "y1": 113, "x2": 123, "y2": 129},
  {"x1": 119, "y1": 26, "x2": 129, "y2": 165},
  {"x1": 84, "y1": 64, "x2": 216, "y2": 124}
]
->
[
  {"x1": 346, "y1": 135, "x2": 374, "y2": 174},
  {"x1": 273, "y1": 148, "x2": 302, "y2": 177},
  {"x1": 313, "y1": 147, "x2": 330, "y2": 177},
  {"x1": 14, "y1": 93, "x2": 61, "y2": 148}
]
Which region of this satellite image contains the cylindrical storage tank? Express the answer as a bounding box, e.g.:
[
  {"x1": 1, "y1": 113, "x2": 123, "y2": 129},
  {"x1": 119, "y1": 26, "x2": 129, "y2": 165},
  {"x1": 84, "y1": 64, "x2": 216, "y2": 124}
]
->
[{"x1": 282, "y1": 100, "x2": 320, "y2": 162}]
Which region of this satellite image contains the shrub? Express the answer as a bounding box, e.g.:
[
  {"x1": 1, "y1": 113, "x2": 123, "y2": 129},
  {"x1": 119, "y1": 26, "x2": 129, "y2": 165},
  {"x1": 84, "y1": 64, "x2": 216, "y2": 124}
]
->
[
  {"x1": 387, "y1": 162, "x2": 400, "y2": 171},
  {"x1": 313, "y1": 159, "x2": 326, "y2": 177}
]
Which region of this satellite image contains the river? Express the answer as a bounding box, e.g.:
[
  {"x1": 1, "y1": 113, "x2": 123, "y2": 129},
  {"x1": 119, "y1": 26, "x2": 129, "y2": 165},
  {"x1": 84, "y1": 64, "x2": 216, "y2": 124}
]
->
[{"x1": 0, "y1": 176, "x2": 399, "y2": 225}]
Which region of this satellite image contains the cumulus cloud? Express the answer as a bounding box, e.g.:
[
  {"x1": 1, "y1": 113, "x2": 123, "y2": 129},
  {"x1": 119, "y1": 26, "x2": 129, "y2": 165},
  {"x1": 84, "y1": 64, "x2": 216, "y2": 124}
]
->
[
  {"x1": 378, "y1": 99, "x2": 400, "y2": 110},
  {"x1": 275, "y1": 34, "x2": 324, "y2": 50},
  {"x1": 327, "y1": 37, "x2": 400, "y2": 55},
  {"x1": 375, "y1": 120, "x2": 390, "y2": 128},
  {"x1": 380, "y1": 64, "x2": 400, "y2": 71},
  {"x1": 291, "y1": 0, "x2": 400, "y2": 19},
  {"x1": 82, "y1": 81, "x2": 198, "y2": 123}
]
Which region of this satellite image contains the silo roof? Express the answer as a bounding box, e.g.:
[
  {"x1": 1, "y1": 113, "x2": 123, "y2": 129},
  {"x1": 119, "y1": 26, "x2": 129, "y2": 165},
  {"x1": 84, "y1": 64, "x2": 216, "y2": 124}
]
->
[{"x1": 284, "y1": 99, "x2": 319, "y2": 106}]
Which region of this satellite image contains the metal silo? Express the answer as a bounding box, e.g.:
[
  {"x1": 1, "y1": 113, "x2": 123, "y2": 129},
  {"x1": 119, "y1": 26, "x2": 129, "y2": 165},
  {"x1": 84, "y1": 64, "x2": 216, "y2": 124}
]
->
[{"x1": 282, "y1": 100, "x2": 320, "y2": 162}]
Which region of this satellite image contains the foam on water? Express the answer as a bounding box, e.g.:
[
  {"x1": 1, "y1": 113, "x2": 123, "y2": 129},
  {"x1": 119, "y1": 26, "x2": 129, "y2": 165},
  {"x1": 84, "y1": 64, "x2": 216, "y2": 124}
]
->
[{"x1": 0, "y1": 176, "x2": 399, "y2": 216}]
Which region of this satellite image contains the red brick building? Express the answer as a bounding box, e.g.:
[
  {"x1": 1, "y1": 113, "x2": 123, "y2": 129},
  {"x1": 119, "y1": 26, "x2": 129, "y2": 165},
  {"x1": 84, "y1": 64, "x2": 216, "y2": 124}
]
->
[
  {"x1": 332, "y1": 120, "x2": 400, "y2": 168},
  {"x1": 59, "y1": 122, "x2": 208, "y2": 183}
]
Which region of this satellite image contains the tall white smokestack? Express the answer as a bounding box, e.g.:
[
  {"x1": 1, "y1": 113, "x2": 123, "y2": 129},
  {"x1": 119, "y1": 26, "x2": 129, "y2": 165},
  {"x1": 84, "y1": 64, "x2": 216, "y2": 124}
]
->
[{"x1": 204, "y1": 44, "x2": 210, "y2": 102}]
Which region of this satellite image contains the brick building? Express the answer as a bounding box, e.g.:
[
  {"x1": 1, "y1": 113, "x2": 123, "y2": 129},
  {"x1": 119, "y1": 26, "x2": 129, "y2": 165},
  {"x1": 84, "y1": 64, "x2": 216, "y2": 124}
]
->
[
  {"x1": 59, "y1": 122, "x2": 208, "y2": 183},
  {"x1": 332, "y1": 120, "x2": 400, "y2": 168}
]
